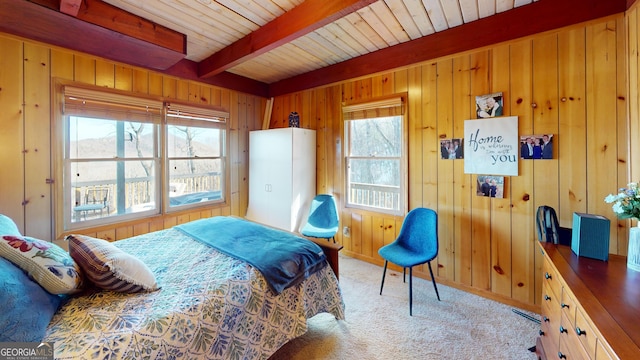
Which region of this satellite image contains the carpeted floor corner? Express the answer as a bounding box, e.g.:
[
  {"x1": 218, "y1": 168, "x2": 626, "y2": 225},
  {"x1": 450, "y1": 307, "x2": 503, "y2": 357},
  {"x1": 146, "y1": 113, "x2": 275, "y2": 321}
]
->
[{"x1": 270, "y1": 255, "x2": 539, "y2": 360}]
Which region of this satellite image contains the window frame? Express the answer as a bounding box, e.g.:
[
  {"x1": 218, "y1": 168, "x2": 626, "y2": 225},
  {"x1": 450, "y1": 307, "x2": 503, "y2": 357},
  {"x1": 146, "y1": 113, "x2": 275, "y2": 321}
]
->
[
  {"x1": 164, "y1": 102, "x2": 228, "y2": 213},
  {"x1": 53, "y1": 81, "x2": 230, "y2": 236},
  {"x1": 343, "y1": 94, "x2": 408, "y2": 216},
  {"x1": 64, "y1": 116, "x2": 162, "y2": 228}
]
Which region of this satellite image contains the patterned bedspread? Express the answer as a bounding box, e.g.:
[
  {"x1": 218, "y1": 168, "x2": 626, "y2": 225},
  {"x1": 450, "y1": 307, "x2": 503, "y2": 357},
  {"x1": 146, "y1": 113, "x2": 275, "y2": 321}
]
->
[{"x1": 44, "y1": 227, "x2": 345, "y2": 359}]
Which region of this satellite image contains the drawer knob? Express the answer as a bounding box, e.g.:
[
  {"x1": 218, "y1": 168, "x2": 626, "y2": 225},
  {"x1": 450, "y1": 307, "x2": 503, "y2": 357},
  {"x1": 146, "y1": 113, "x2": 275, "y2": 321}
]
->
[
  {"x1": 544, "y1": 295, "x2": 551, "y2": 301},
  {"x1": 539, "y1": 330, "x2": 545, "y2": 336},
  {"x1": 545, "y1": 272, "x2": 552, "y2": 280},
  {"x1": 561, "y1": 303, "x2": 569, "y2": 309},
  {"x1": 543, "y1": 316, "x2": 549, "y2": 323},
  {"x1": 558, "y1": 352, "x2": 567, "y2": 359},
  {"x1": 559, "y1": 325, "x2": 568, "y2": 334},
  {"x1": 576, "y1": 327, "x2": 586, "y2": 336}
]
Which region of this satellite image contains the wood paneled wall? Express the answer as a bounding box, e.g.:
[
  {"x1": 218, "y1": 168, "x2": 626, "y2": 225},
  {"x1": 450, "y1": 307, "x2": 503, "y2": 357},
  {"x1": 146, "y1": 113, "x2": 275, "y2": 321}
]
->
[
  {"x1": 0, "y1": 33, "x2": 265, "y2": 243},
  {"x1": 629, "y1": 3, "x2": 640, "y2": 183},
  {"x1": 270, "y1": 14, "x2": 630, "y2": 310},
  {"x1": 0, "y1": 11, "x2": 636, "y2": 311}
]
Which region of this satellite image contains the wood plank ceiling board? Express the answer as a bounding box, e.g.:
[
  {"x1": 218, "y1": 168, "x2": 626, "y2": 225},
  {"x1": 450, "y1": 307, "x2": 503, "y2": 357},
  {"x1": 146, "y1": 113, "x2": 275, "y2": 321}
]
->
[
  {"x1": 422, "y1": 0, "x2": 450, "y2": 32},
  {"x1": 318, "y1": 23, "x2": 370, "y2": 57},
  {"x1": 289, "y1": 35, "x2": 346, "y2": 65},
  {"x1": 357, "y1": 4, "x2": 402, "y2": 46},
  {"x1": 440, "y1": 0, "x2": 465, "y2": 27},
  {"x1": 334, "y1": 14, "x2": 382, "y2": 52},
  {"x1": 370, "y1": 1, "x2": 411, "y2": 43},
  {"x1": 477, "y1": 0, "x2": 497, "y2": 18},
  {"x1": 6, "y1": 0, "x2": 631, "y2": 96},
  {"x1": 268, "y1": 0, "x2": 624, "y2": 96},
  {"x1": 497, "y1": 0, "x2": 515, "y2": 13},
  {"x1": 514, "y1": 0, "x2": 535, "y2": 7},
  {"x1": 197, "y1": 0, "x2": 378, "y2": 78},
  {"x1": 458, "y1": 0, "x2": 480, "y2": 23},
  {"x1": 104, "y1": 0, "x2": 260, "y2": 60},
  {"x1": 402, "y1": 0, "x2": 436, "y2": 37},
  {"x1": 385, "y1": 0, "x2": 423, "y2": 41}
]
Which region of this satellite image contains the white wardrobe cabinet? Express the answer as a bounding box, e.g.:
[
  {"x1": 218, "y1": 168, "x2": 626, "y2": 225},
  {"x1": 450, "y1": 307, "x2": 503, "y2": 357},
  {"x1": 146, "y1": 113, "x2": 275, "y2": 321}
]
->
[{"x1": 245, "y1": 128, "x2": 316, "y2": 232}]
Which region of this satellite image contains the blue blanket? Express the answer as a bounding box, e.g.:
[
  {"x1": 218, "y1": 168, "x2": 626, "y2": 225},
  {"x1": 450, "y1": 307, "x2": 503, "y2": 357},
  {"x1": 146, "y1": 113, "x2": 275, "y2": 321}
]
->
[{"x1": 175, "y1": 217, "x2": 327, "y2": 294}]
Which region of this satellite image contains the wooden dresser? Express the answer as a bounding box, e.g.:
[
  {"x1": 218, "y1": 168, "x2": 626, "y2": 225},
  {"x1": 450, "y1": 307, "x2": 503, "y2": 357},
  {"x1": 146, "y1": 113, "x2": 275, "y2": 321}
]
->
[{"x1": 536, "y1": 242, "x2": 640, "y2": 359}]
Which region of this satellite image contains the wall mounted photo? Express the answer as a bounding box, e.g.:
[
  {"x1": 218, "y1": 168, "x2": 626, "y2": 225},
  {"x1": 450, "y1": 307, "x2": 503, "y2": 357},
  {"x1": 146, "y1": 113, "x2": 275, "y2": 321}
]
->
[
  {"x1": 440, "y1": 138, "x2": 464, "y2": 159},
  {"x1": 464, "y1": 116, "x2": 519, "y2": 176},
  {"x1": 520, "y1": 134, "x2": 554, "y2": 159},
  {"x1": 477, "y1": 175, "x2": 505, "y2": 198},
  {"x1": 476, "y1": 92, "x2": 504, "y2": 118}
]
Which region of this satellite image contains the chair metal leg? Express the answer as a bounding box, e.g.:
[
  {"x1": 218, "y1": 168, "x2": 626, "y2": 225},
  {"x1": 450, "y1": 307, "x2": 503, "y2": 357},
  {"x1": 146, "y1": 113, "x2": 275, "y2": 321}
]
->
[
  {"x1": 427, "y1": 261, "x2": 441, "y2": 301},
  {"x1": 380, "y1": 260, "x2": 388, "y2": 295},
  {"x1": 402, "y1": 267, "x2": 406, "y2": 283},
  {"x1": 409, "y1": 266, "x2": 413, "y2": 316}
]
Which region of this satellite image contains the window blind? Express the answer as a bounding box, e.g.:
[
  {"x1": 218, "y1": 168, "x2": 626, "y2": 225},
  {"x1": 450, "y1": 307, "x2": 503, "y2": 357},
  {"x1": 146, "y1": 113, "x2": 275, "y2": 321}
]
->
[
  {"x1": 166, "y1": 102, "x2": 228, "y2": 126},
  {"x1": 63, "y1": 86, "x2": 163, "y2": 123},
  {"x1": 342, "y1": 96, "x2": 404, "y2": 120}
]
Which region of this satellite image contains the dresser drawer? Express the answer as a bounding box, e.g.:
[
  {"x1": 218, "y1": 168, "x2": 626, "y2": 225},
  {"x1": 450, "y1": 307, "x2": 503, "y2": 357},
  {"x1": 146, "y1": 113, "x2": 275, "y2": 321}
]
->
[
  {"x1": 558, "y1": 312, "x2": 591, "y2": 359},
  {"x1": 537, "y1": 242, "x2": 640, "y2": 360},
  {"x1": 574, "y1": 308, "x2": 597, "y2": 359},
  {"x1": 540, "y1": 304, "x2": 559, "y2": 357},
  {"x1": 543, "y1": 257, "x2": 562, "y2": 300},
  {"x1": 540, "y1": 281, "x2": 561, "y2": 357},
  {"x1": 560, "y1": 288, "x2": 577, "y2": 328},
  {"x1": 595, "y1": 340, "x2": 615, "y2": 360}
]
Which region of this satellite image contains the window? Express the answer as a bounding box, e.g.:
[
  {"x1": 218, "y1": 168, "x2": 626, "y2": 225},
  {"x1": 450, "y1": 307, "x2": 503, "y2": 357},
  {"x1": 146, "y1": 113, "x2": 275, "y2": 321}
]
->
[
  {"x1": 165, "y1": 102, "x2": 227, "y2": 209},
  {"x1": 59, "y1": 85, "x2": 228, "y2": 231},
  {"x1": 343, "y1": 96, "x2": 406, "y2": 215},
  {"x1": 62, "y1": 86, "x2": 162, "y2": 229}
]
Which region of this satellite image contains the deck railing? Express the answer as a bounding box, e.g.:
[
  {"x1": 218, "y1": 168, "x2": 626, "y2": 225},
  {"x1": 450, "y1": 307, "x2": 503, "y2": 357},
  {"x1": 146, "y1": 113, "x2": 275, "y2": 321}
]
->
[
  {"x1": 348, "y1": 182, "x2": 400, "y2": 211},
  {"x1": 72, "y1": 172, "x2": 222, "y2": 221}
]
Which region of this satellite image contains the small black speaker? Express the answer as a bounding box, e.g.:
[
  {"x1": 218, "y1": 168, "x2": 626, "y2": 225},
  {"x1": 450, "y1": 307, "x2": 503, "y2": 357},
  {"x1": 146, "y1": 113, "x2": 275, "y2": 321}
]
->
[{"x1": 571, "y1": 212, "x2": 610, "y2": 261}]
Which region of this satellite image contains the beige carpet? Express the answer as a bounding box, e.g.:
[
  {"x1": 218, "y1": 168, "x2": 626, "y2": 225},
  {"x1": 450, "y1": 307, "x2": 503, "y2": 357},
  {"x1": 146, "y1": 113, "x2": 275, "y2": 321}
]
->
[{"x1": 270, "y1": 255, "x2": 539, "y2": 360}]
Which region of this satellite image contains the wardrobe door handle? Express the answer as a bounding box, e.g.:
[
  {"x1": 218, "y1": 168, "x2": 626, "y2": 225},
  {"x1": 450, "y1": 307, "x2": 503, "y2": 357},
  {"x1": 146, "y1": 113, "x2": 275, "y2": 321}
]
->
[{"x1": 576, "y1": 327, "x2": 586, "y2": 336}]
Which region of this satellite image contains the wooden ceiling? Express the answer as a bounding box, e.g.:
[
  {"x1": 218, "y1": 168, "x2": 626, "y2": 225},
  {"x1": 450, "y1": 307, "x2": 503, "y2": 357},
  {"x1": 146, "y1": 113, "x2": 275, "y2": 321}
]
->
[{"x1": 0, "y1": 0, "x2": 629, "y2": 97}]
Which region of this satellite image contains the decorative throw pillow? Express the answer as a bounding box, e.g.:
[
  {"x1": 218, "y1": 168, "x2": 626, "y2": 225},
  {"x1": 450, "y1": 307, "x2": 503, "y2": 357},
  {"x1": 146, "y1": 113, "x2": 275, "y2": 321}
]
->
[
  {"x1": 0, "y1": 257, "x2": 65, "y2": 342},
  {"x1": 67, "y1": 234, "x2": 159, "y2": 293},
  {"x1": 0, "y1": 214, "x2": 22, "y2": 236},
  {"x1": 0, "y1": 235, "x2": 82, "y2": 295}
]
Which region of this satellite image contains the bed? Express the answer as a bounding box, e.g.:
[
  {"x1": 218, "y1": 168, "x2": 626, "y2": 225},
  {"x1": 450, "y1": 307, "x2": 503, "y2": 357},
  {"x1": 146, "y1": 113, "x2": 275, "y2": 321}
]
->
[{"x1": 0, "y1": 215, "x2": 345, "y2": 360}]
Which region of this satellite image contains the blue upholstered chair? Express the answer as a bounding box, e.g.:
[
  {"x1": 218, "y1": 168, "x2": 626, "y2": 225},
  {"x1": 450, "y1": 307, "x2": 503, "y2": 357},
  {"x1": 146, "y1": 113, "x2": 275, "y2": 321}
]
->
[
  {"x1": 301, "y1": 194, "x2": 339, "y2": 243},
  {"x1": 379, "y1": 207, "x2": 440, "y2": 315}
]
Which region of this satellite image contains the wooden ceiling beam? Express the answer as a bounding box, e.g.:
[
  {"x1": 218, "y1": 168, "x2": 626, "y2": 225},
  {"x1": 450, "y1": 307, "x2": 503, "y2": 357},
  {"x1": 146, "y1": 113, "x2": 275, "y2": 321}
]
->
[
  {"x1": 75, "y1": 0, "x2": 185, "y2": 54},
  {"x1": 0, "y1": 0, "x2": 185, "y2": 70},
  {"x1": 28, "y1": 0, "x2": 185, "y2": 54},
  {"x1": 198, "y1": 0, "x2": 376, "y2": 79},
  {"x1": 269, "y1": 0, "x2": 627, "y2": 96},
  {"x1": 59, "y1": 0, "x2": 81, "y2": 16}
]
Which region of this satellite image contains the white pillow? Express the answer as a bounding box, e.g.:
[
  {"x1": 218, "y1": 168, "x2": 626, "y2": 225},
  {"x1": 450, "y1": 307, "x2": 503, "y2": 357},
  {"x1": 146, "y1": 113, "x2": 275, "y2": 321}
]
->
[{"x1": 67, "y1": 234, "x2": 158, "y2": 293}]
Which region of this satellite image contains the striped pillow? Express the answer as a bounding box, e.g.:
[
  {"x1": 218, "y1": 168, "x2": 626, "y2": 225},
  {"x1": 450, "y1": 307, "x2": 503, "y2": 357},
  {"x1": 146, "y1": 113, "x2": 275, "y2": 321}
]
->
[{"x1": 67, "y1": 234, "x2": 158, "y2": 293}]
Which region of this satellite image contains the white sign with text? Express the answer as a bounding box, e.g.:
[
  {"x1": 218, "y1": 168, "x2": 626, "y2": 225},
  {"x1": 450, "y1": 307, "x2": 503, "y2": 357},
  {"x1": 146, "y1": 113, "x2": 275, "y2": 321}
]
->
[{"x1": 463, "y1": 116, "x2": 518, "y2": 176}]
